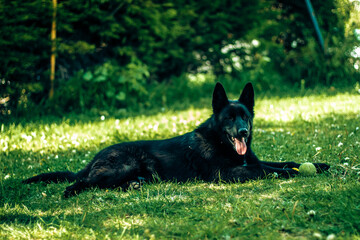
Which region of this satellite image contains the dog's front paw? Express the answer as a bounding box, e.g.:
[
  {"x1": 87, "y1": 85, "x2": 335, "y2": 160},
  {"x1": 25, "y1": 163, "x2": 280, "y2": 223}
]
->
[{"x1": 313, "y1": 163, "x2": 330, "y2": 172}]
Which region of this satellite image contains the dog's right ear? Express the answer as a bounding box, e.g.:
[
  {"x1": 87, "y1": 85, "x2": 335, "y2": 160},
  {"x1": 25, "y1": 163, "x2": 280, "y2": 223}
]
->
[{"x1": 212, "y1": 82, "x2": 229, "y2": 114}]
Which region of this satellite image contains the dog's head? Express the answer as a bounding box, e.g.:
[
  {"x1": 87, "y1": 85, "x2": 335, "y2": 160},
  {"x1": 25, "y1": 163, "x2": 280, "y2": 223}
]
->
[{"x1": 212, "y1": 82, "x2": 254, "y2": 155}]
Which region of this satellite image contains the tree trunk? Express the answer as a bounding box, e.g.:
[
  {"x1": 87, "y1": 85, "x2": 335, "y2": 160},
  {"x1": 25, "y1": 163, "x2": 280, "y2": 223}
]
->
[{"x1": 49, "y1": 0, "x2": 57, "y2": 99}]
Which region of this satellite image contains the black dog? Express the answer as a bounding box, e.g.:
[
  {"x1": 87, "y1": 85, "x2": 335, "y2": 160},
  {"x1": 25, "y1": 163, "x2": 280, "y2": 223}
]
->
[{"x1": 23, "y1": 83, "x2": 329, "y2": 197}]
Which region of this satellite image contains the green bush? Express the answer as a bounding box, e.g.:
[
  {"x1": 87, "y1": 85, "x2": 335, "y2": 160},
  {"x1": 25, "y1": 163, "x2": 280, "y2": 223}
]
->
[
  {"x1": 260, "y1": 0, "x2": 360, "y2": 87},
  {"x1": 51, "y1": 58, "x2": 149, "y2": 112}
]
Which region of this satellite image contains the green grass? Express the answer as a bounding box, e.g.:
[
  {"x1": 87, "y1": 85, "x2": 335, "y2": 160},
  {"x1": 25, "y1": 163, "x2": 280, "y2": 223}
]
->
[{"x1": 1, "y1": 91, "x2": 360, "y2": 239}]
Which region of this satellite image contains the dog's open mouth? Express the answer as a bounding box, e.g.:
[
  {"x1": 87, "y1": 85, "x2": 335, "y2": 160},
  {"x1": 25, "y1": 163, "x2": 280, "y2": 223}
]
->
[{"x1": 228, "y1": 136, "x2": 247, "y2": 155}]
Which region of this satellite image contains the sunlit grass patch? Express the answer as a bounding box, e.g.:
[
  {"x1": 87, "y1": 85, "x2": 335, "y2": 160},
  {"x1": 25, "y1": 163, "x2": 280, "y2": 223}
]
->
[{"x1": 256, "y1": 93, "x2": 360, "y2": 123}]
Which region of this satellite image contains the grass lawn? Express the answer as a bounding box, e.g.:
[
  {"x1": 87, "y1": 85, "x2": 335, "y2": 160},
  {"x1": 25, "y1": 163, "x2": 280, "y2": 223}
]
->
[{"x1": 1, "y1": 90, "x2": 360, "y2": 239}]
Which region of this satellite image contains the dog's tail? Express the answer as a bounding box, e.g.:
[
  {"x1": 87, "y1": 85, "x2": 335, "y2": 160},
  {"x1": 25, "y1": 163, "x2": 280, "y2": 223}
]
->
[{"x1": 22, "y1": 171, "x2": 77, "y2": 184}]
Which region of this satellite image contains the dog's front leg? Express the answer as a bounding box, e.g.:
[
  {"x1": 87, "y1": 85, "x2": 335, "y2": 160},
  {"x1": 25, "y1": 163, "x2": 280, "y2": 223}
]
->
[
  {"x1": 217, "y1": 163, "x2": 299, "y2": 183},
  {"x1": 260, "y1": 165, "x2": 299, "y2": 178},
  {"x1": 217, "y1": 164, "x2": 266, "y2": 182},
  {"x1": 261, "y1": 161, "x2": 330, "y2": 173}
]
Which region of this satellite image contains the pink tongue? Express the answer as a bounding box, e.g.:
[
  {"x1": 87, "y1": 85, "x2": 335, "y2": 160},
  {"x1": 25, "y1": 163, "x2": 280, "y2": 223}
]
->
[{"x1": 235, "y1": 138, "x2": 247, "y2": 155}]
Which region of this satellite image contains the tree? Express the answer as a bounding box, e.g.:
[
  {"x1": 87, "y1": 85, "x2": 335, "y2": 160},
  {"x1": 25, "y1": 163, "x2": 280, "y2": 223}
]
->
[{"x1": 49, "y1": 0, "x2": 57, "y2": 99}]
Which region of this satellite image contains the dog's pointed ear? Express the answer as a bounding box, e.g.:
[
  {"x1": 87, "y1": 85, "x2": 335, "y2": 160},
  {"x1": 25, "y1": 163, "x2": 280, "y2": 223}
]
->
[
  {"x1": 239, "y1": 82, "x2": 254, "y2": 114},
  {"x1": 212, "y1": 82, "x2": 229, "y2": 114}
]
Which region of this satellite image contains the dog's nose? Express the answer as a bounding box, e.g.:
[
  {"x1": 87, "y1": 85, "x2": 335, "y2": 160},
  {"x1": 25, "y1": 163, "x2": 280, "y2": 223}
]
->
[{"x1": 238, "y1": 128, "x2": 248, "y2": 137}]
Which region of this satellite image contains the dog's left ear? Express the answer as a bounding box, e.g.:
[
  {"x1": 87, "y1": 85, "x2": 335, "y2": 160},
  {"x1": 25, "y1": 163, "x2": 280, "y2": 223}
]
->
[
  {"x1": 239, "y1": 82, "x2": 254, "y2": 114},
  {"x1": 212, "y1": 82, "x2": 229, "y2": 114}
]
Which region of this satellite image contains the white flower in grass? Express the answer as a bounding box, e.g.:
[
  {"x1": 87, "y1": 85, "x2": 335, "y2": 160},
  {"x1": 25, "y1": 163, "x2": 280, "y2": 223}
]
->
[
  {"x1": 326, "y1": 234, "x2": 336, "y2": 240},
  {"x1": 315, "y1": 147, "x2": 322, "y2": 151},
  {"x1": 100, "y1": 115, "x2": 105, "y2": 121},
  {"x1": 307, "y1": 210, "x2": 316, "y2": 216},
  {"x1": 313, "y1": 232, "x2": 322, "y2": 239},
  {"x1": 337, "y1": 142, "x2": 343, "y2": 147}
]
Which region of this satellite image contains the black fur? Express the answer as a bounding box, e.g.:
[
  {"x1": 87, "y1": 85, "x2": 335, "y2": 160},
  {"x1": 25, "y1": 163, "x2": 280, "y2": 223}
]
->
[{"x1": 23, "y1": 83, "x2": 330, "y2": 197}]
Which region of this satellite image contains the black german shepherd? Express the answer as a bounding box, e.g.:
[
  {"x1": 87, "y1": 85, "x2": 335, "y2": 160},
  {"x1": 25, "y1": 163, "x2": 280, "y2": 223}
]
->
[{"x1": 23, "y1": 83, "x2": 329, "y2": 197}]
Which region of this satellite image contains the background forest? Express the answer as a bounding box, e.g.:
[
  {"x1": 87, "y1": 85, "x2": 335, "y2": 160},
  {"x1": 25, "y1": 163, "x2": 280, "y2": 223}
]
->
[{"x1": 0, "y1": 0, "x2": 359, "y2": 117}]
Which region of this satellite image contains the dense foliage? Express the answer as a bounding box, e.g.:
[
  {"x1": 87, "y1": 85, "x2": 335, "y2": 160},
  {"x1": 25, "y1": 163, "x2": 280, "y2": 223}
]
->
[{"x1": 0, "y1": 0, "x2": 359, "y2": 116}]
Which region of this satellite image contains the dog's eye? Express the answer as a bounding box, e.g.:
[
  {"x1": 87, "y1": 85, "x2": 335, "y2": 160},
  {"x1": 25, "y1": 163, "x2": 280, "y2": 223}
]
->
[
  {"x1": 243, "y1": 115, "x2": 250, "y2": 121},
  {"x1": 225, "y1": 116, "x2": 234, "y2": 121}
]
